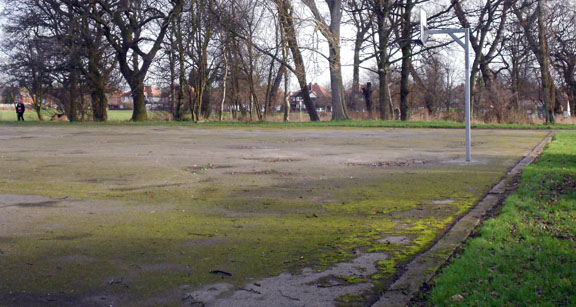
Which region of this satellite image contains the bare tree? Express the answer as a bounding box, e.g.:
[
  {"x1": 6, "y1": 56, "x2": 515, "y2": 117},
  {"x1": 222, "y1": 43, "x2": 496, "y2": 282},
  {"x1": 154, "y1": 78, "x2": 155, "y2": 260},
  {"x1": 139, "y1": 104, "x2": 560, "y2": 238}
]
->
[
  {"x1": 451, "y1": 0, "x2": 514, "y2": 116},
  {"x1": 88, "y1": 0, "x2": 184, "y2": 122},
  {"x1": 499, "y1": 18, "x2": 534, "y2": 113},
  {"x1": 276, "y1": 0, "x2": 320, "y2": 121},
  {"x1": 343, "y1": 0, "x2": 372, "y2": 113},
  {"x1": 513, "y1": 0, "x2": 556, "y2": 123},
  {"x1": 398, "y1": 0, "x2": 414, "y2": 121},
  {"x1": 2, "y1": 0, "x2": 59, "y2": 120},
  {"x1": 302, "y1": 0, "x2": 349, "y2": 120},
  {"x1": 549, "y1": 2, "x2": 576, "y2": 117},
  {"x1": 367, "y1": 0, "x2": 403, "y2": 120}
]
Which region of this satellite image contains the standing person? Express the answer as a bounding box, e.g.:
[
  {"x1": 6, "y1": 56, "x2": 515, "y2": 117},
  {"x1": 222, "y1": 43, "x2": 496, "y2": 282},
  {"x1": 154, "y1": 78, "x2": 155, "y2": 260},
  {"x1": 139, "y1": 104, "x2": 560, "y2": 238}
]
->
[
  {"x1": 15, "y1": 102, "x2": 25, "y2": 121},
  {"x1": 361, "y1": 82, "x2": 373, "y2": 114}
]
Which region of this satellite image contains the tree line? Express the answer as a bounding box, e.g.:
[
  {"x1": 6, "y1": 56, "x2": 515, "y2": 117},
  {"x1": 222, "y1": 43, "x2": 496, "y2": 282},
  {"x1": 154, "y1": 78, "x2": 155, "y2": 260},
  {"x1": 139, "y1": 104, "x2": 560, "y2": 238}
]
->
[{"x1": 2, "y1": 0, "x2": 575, "y2": 123}]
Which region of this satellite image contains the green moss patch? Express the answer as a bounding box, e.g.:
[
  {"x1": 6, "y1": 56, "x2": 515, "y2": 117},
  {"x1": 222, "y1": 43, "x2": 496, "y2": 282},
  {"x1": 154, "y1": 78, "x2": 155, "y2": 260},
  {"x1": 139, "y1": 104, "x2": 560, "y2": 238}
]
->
[{"x1": 336, "y1": 293, "x2": 366, "y2": 303}]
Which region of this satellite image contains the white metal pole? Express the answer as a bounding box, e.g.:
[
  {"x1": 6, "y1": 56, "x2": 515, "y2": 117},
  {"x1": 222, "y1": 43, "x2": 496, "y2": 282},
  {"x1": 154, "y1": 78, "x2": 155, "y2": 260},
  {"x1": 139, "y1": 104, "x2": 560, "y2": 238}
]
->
[{"x1": 465, "y1": 28, "x2": 471, "y2": 162}]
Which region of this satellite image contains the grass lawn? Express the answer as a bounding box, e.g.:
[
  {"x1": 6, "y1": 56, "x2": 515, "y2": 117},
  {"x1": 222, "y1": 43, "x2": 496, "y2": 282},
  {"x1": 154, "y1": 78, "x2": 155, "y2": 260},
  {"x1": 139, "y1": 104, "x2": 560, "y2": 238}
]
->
[
  {"x1": 426, "y1": 132, "x2": 576, "y2": 305},
  {"x1": 2, "y1": 109, "x2": 576, "y2": 130},
  {"x1": 0, "y1": 110, "x2": 167, "y2": 122},
  {"x1": 0, "y1": 109, "x2": 59, "y2": 121}
]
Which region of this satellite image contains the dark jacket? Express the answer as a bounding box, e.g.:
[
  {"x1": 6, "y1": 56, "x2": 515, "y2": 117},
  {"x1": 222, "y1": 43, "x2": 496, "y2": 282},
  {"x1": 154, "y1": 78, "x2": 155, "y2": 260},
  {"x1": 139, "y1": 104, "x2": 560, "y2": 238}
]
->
[{"x1": 16, "y1": 103, "x2": 25, "y2": 113}]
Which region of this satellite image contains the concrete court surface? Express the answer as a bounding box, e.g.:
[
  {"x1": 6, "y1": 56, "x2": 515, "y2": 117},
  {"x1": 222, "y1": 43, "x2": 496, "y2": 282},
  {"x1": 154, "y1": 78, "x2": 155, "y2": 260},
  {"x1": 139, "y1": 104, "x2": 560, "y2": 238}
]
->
[{"x1": 0, "y1": 125, "x2": 548, "y2": 306}]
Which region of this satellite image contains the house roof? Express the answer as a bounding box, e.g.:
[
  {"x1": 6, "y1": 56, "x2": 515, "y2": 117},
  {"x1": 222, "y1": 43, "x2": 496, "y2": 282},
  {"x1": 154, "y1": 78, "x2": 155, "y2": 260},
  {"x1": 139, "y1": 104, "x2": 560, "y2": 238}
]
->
[
  {"x1": 309, "y1": 83, "x2": 330, "y2": 98},
  {"x1": 144, "y1": 86, "x2": 162, "y2": 97},
  {"x1": 291, "y1": 83, "x2": 330, "y2": 99}
]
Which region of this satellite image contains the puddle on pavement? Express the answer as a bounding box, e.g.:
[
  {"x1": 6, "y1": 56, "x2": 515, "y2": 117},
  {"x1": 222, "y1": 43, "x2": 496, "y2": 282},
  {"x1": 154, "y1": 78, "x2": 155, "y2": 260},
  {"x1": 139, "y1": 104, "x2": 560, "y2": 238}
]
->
[{"x1": 0, "y1": 194, "x2": 63, "y2": 209}]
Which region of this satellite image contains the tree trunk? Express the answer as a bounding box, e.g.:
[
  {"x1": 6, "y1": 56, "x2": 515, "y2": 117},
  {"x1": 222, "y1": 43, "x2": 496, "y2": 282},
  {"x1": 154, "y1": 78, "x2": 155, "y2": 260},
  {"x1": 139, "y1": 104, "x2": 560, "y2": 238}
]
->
[
  {"x1": 537, "y1": 0, "x2": 554, "y2": 123},
  {"x1": 91, "y1": 84, "x2": 108, "y2": 122},
  {"x1": 79, "y1": 85, "x2": 87, "y2": 121},
  {"x1": 329, "y1": 46, "x2": 347, "y2": 120},
  {"x1": 168, "y1": 24, "x2": 177, "y2": 121},
  {"x1": 351, "y1": 24, "x2": 369, "y2": 112},
  {"x1": 32, "y1": 93, "x2": 44, "y2": 121},
  {"x1": 245, "y1": 40, "x2": 262, "y2": 121},
  {"x1": 280, "y1": 12, "x2": 291, "y2": 122},
  {"x1": 568, "y1": 68, "x2": 576, "y2": 117},
  {"x1": 399, "y1": 0, "x2": 413, "y2": 121},
  {"x1": 284, "y1": 76, "x2": 290, "y2": 122},
  {"x1": 327, "y1": 0, "x2": 347, "y2": 120},
  {"x1": 376, "y1": 4, "x2": 391, "y2": 120},
  {"x1": 86, "y1": 50, "x2": 109, "y2": 122},
  {"x1": 379, "y1": 62, "x2": 393, "y2": 120},
  {"x1": 572, "y1": 86, "x2": 576, "y2": 118},
  {"x1": 176, "y1": 55, "x2": 186, "y2": 121},
  {"x1": 278, "y1": 0, "x2": 320, "y2": 121},
  {"x1": 175, "y1": 17, "x2": 186, "y2": 121},
  {"x1": 130, "y1": 80, "x2": 147, "y2": 122},
  {"x1": 267, "y1": 65, "x2": 285, "y2": 119},
  {"x1": 68, "y1": 61, "x2": 79, "y2": 122},
  {"x1": 220, "y1": 50, "x2": 228, "y2": 121},
  {"x1": 511, "y1": 56, "x2": 520, "y2": 112}
]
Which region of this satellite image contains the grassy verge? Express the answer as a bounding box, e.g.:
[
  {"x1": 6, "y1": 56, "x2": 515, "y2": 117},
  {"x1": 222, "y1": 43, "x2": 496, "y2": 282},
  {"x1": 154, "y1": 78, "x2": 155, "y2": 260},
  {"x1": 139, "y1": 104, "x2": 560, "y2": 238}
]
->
[
  {"x1": 426, "y1": 132, "x2": 576, "y2": 305},
  {"x1": 0, "y1": 113, "x2": 575, "y2": 130},
  {"x1": 0, "y1": 110, "x2": 168, "y2": 122}
]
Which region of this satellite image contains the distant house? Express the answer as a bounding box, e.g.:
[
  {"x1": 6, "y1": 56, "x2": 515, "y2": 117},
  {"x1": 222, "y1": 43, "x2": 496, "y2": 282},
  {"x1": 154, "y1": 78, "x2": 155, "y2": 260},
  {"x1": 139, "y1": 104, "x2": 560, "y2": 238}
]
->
[
  {"x1": 120, "y1": 86, "x2": 170, "y2": 111},
  {"x1": 559, "y1": 92, "x2": 572, "y2": 117},
  {"x1": 0, "y1": 86, "x2": 34, "y2": 106},
  {"x1": 290, "y1": 83, "x2": 332, "y2": 112},
  {"x1": 563, "y1": 101, "x2": 571, "y2": 117},
  {"x1": 562, "y1": 101, "x2": 572, "y2": 117},
  {"x1": 107, "y1": 89, "x2": 124, "y2": 110},
  {"x1": 120, "y1": 91, "x2": 133, "y2": 106}
]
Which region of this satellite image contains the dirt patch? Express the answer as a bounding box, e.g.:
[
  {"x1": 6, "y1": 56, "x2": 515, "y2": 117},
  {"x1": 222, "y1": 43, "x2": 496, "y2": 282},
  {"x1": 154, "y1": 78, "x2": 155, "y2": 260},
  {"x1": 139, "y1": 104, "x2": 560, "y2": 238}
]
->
[
  {"x1": 389, "y1": 204, "x2": 458, "y2": 221},
  {"x1": 181, "y1": 238, "x2": 224, "y2": 247},
  {"x1": 52, "y1": 254, "x2": 98, "y2": 264},
  {"x1": 63, "y1": 150, "x2": 87, "y2": 155},
  {"x1": 278, "y1": 138, "x2": 307, "y2": 143},
  {"x1": 183, "y1": 164, "x2": 232, "y2": 172},
  {"x1": 345, "y1": 159, "x2": 428, "y2": 168},
  {"x1": 1, "y1": 200, "x2": 62, "y2": 209},
  {"x1": 432, "y1": 199, "x2": 456, "y2": 205},
  {"x1": 0, "y1": 194, "x2": 64, "y2": 209},
  {"x1": 243, "y1": 157, "x2": 304, "y2": 163},
  {"x1": 184, "y1": 252, "x2": 387, "y2": 306},
  {"x1": 456, "y1": 141, "x2": 487, "y2": 147},
  {"x1": 41, "y1": 233, "x2": 93, "y2": 241},
  {"x1": 226, "y1": 169, "x2": 294, "y2": 177},
  {"x1": 110, "y1": 183, "x2": 187, "y2": 192},
  {"x1": 227, "y1": 145, "x2": 277, "y2": 150},
  {"x1": 378, "y1": 236, "x2": 411, "y2": 244},
  {"x1": 139, "y1": 263, "x2": 189, "y2": 273}
]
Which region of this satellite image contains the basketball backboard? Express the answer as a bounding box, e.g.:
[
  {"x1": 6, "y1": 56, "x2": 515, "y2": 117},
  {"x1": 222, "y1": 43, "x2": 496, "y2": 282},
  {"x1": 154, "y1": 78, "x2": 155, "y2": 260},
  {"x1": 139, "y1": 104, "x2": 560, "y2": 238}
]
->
[{"x1": 418, "y1": 8, "x2": 429, "y2": 46}]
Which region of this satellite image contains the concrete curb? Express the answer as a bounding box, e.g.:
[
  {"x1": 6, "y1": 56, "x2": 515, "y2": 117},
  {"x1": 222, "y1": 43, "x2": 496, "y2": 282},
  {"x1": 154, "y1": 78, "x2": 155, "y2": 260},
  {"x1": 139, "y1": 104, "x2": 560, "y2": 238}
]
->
[{"x1": 372, "y1": 132, "x2": 555, "y2": 307}]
